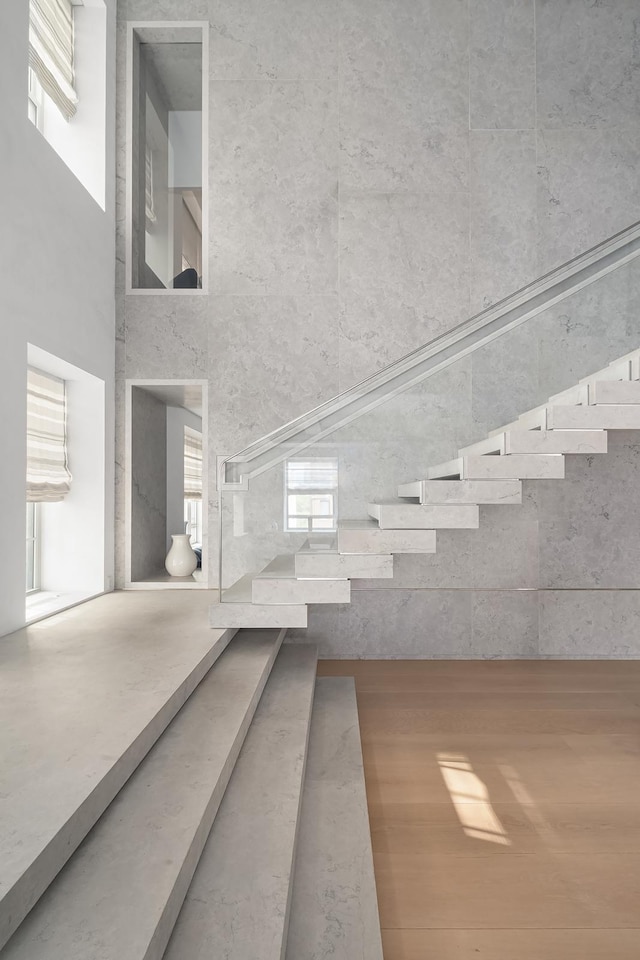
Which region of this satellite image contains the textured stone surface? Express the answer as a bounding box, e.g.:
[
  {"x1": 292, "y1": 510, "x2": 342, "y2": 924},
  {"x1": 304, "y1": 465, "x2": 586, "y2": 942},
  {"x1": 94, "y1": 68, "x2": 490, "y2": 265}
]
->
[
  {"x1": 130, "y1": 387, "x2": 167, "y2": 581},
  {"x1": 115, "y1": 0, "x2": 640, "y2": 658},
  {"x1": 0, "y1": 592, "x2": 235, "y2": 950},
  {"x1": 164, "y1": 643, "x2": 316, "y2": 960},
  {"x1": 470, "y1": 0, "x2": 535, "y2": 130},
  {"x1": 1, "y1": 629, "x2": 283, "y2": 960},
  {"x1": 286, "y1": 678, "x2": 384, "y2": 960}
]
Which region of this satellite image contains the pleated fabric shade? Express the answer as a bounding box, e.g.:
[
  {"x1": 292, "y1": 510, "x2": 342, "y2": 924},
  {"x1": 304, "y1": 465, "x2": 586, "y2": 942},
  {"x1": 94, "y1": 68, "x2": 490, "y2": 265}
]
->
[
  {"x1": 26, "y1": 368, "x2": 72, "y2": 502},
  {"x1": 29, "y1": 0, "x2": 78, "y2": 120},
  {"x1": 184, "y1": 427, "x2": 202, "y2": 501}
]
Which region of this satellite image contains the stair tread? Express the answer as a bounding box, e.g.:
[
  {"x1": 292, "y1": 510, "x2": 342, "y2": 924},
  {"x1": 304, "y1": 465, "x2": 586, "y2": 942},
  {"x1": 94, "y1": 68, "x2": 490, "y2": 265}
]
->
[
  {"x1": 1, "y1": 630, "x2": 283, "y2": 960},
  {"x1": 254, "y1": 555, "x2": 297, "y2": 579},
  {"x1": 286, "y1": 678, "x2": 384, "y2": 960},
  {"x1": 164, "y1": 643, "x2": 318, "y2": 960},
  {"x1": 0, "y1": 591, "x2": 234, "y2": 951}
]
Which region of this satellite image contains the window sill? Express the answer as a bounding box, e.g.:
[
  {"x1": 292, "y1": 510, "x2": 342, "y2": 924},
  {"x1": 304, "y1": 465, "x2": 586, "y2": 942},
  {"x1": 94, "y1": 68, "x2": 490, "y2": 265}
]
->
[{"x1": 26, "y1": 590, "x2": 101, "y2": 625}]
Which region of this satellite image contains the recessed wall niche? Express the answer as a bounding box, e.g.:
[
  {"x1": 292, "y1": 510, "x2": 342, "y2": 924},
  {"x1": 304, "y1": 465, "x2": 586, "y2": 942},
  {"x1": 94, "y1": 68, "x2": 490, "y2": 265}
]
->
[
  {"x1": 125, "y1": 380, "x2": 207, "y2": 589},
  {"x1": 127, "y1": 23, "x2": 207, "y2": 292}
]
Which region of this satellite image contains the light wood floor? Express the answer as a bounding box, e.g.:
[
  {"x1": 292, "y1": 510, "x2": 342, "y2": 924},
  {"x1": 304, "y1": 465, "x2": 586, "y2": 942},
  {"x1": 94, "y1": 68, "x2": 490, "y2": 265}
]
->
[{"x1": 317, "y1": 659, "x2": 640, "y2": 960}]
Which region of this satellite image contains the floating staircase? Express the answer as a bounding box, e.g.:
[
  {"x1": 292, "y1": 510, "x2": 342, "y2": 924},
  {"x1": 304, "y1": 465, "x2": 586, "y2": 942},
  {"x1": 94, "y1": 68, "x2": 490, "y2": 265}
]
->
[
  {"x1": 211, "y1": 347, "x2": 640, "y2": 630},
  {"x1": 0, "y1": 603, "x2": 380, "y2": 959}
]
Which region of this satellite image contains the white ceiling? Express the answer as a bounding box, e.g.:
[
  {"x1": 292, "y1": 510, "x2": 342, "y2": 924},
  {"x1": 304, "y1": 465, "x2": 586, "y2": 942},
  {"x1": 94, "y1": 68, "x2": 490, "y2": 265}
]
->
[{"x1": 134, "y1": 384, "x2": 203, "y2": 418}]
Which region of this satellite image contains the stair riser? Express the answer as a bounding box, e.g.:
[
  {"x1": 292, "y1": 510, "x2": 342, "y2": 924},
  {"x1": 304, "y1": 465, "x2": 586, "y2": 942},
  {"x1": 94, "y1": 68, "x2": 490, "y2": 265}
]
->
[
  {"x1": 295, "y1": 554, "x2": 394, "y2": 579},
  {"x1": 397, "y1": 480, "x2": 522, "y2": 505},
  {"x1": 369, "y1": 504, "x2": 479, "y2": 530},
  {"x1": 209, "y1": 604, "x2": 308, "y2": 629},
  {"x1": 548, "y1": 406, "x2": 640, "y2": 430},
  {"x1": 548, "y1": 383, "x2": 589, "y2": 405},
  {"x1": 589, "y1": 381, "x2": 640, "y2": 404},
  {"x1": 252, "y1": 579, "x2": 351, "y2": 604},
  {"x1": 505, "y1": 430, "x2": 607, "y2": 455},
  {"x1": 337, "y1": 528, "x2": 437, "y2": 553},
  {"x1": 462, "y1": 455, "x2": 565, "y2": 480},
  {"x1": 580, "y1": 358, "x2": 633, "y2": 384}
]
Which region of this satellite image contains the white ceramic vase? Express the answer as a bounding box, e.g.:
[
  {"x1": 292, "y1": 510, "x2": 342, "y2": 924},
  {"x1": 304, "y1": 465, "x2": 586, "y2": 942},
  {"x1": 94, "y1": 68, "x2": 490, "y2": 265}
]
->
[{"x1": 165, "y1": 534, "x2": 198, "y2": 577}]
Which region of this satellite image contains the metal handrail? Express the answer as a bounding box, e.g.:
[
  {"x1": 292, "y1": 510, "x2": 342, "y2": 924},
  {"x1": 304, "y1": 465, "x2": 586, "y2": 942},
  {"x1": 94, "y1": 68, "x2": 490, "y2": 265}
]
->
[{"x1": 221, "y1": 219, "x2": 640, "y2": 485}]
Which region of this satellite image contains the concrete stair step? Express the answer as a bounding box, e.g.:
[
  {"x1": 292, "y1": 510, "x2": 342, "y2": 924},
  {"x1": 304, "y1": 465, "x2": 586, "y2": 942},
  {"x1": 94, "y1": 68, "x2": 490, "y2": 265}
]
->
[
  {"x1": 295, "y1": 551, "x2": 394, "y2": 579},
  {"x1": 547, "y1": 383, "x2": 589, "y2": 405},
  {"x1": 461, "y1": 430, "x2": 607, "y2": 457},
  {"x1": 548, "y1": 404, "x2": 640, "y2": 430},
  {"x1": 488, "y1": 403, "x2": 548, "y2": 436},
  {"x1": 211, "y1": 574, "x2": 308, "y2": 628},
  {"x1": 252, "y1": 558, "x2": 351, "y2": 604},
  {"x1": 397, "y1": 478, "x2": 522, "y2": 505},
  {"x1": 368, "y1": 501, "x2": 479, "y2": 530},
  {"x1": 588, "y1": 380, "x2": 640, "y2": 404},
  {"x1": 0, "y1": 592, "x2": 236, "y2": 951},
  {"x1": 0, "y1": 630, "x2": 284, "y2": 960},
  {"x1": 286, "y1": 678, "x2": 384, "y2": 960},
  {"x1": 337, "y1": 520, "x2": 437, "y2": 554},
  {"x1": 579, "y1": 355, "x2": 635, "y2": 384},
  {"x1": 427, "y1": 454, "x2": 565, "y2": 481},
  {"x1": 164, "y1": 643, "x2": 318, "y2": 960}
]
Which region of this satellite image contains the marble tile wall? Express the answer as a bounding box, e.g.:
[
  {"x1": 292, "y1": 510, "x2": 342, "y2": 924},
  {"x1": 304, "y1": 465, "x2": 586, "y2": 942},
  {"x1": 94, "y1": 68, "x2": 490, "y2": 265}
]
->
[
  {"x1": 130, "y1": 388, "x2": 167, "y2": 581},
  {"x1": 116, "y1": 0, "x2": 640, "y2": 656}
]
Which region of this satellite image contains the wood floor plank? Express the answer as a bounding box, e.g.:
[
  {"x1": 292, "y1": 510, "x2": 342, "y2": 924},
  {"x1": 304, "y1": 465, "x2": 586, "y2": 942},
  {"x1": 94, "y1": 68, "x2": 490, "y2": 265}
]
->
[
  {"x1": 381, "y1": 929, "x2": 640, "y2": 960},
  {"x1": 319, "y1": 659, "x2": 640, "y2": 959}
]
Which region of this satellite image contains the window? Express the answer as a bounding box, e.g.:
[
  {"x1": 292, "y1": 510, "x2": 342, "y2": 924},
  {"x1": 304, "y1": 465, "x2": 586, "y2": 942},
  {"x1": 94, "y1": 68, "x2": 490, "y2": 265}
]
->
[
  {"x1": 28, "y1": 67, "x2": 45, "y2": 131},
  {"x1": 27, "y1": 368, "x2": 72, "y2": 503},
  {"x1": 26, "y1": 502, "x2": 40, "y2": 594},
  {"x1": 285, "y1": 459, "x2": 338, "y2": 533},
  {"x1": 28, "y1": 0, "x2": 78, "y2": 123},
  {"x1": 184, "y1": 426, "x2": 202, "y2": 544},
  {"x1": 184, "y1": 499, "x2": 203, "y2": 545},
  {"x1": 27, "y1": 0, "x2": 108, "y2": 209}
]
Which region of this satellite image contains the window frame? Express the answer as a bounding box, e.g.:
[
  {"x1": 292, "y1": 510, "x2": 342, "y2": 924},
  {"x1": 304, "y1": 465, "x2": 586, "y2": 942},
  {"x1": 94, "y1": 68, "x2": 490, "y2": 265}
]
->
[
  {"x1": 26, "y1": 501, "x2": 41, "y2": 595},
  {"x1": 284, "y1": 457, "x2": 339, "y2": 534}
]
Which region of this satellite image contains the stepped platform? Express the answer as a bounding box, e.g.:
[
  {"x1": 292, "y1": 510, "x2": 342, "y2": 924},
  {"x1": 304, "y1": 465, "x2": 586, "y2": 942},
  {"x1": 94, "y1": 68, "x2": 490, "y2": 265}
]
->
[{"x1": 0, "y1": 591, "x2": 234, "y2": 949}]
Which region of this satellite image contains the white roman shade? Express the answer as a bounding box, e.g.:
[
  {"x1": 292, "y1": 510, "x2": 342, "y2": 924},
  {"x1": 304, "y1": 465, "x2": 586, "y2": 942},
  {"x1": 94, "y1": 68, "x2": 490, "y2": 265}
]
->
[
  {"x1": 184, "y1": 427, "x2": 202, "y2": 501},
  {"x1": 29, "y1": 0, "x2": 79, "y2": 120},
  {"x1": 27, "y1": 368, "x2": 72, "y2": 502}
]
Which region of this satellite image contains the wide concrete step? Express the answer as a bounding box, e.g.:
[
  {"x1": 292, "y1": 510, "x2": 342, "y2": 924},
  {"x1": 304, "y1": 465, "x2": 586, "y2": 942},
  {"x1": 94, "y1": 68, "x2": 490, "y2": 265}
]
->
[
  {"x1": 337, "y1": 520, "x2": 437, "y2": 554},
  {"x1": 588, "y1": 380, "x2": 640, "y2": 404},
  {"x1": 0, "y1": 630, "x2": 284, "y2": 960},
  {"x1": 397, "y1": 478, "x2": 522, "y2": 505},
  {"x1": 164, "y1": 643, "x2": 317, "y2": 960},
  {"x1": 460, "y1": 429, "x2": 607, "y2": 457},
  {"x1": 427, "y1": 453, "x2": 565, "y2": 480},
  {"x1": 0, "y1": 592, "x2": 235, "y2": 952},
  {"x1": 286, "y1": 678, "x2": 384, "y2": 960},
  {"x1": 211, "y1": 574, "x2": 308, "y2": 628},
  {"x1": 548, "y1": 404, "x2": 640, "y2": 430},
  {"x1": 295, "y1": 551, "x2": 394, "y2": 579},
  {"x1": 368, "y1": 501, "x2": 479, "y2": 530}
]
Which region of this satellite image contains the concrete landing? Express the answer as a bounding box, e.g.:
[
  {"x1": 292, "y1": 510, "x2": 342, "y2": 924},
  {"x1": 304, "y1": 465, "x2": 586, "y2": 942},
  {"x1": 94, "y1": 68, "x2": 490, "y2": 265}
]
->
[
  {"x1": 0, "y1": 590, "x2": 233, "y2": 950},
  {"x1": 286, "y1": 678, "x2": 384, "y2": 960}
]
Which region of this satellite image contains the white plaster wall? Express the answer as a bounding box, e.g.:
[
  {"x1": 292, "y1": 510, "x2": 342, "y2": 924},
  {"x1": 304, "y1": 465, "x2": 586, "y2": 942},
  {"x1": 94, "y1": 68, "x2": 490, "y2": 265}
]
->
[
  {"x1": 116, "y1": 0, "x2": 640, "y2": 656},
  {"x1": 0, "y1": 0, "x2": 116, "y2": 638}
]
